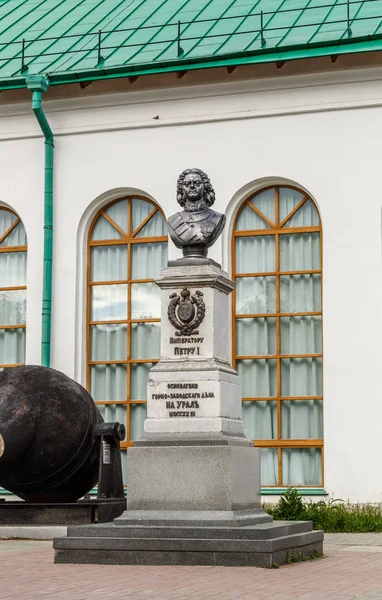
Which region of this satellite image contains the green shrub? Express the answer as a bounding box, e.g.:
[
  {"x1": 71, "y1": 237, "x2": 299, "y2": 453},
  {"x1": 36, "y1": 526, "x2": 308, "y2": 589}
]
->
[
  {"x1": 272, "y1": 488, "x2": 306, "y2": 521},
  {"x1": 265, "y1": 490, "x2": 382, "y2": 533}
]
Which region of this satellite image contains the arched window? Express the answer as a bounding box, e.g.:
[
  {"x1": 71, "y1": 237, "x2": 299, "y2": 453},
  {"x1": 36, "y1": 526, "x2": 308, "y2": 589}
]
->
[
  {"x1": 0, "y1": 208, "x2": 27, "y2": 369},
  {"x1": 232, "y1": 186, "x2": 323, "y2": 488},
  {"x1": 87, "y1": 196, "x2": 168, "y2": 450}
]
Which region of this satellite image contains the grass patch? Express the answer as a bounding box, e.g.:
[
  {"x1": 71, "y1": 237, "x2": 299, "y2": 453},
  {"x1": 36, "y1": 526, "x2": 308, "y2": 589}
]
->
[
  {"x1": 286, "y1": 550, "x2": 323, "y2": 564},
  {"x1": 264, "y1": 488, "x2": 382, "y2": 533}
]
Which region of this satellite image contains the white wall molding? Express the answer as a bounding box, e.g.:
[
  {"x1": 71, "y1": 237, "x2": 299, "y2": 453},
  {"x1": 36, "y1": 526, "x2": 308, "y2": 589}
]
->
[{"x1": 1, "y1": 66, "x2": 382, "y2": 141}]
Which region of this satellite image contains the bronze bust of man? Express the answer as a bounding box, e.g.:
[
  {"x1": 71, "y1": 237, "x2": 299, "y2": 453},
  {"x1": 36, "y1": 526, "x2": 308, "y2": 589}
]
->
[{"x1": 168, "y1": 168, "x2": 226, "y2": 261}]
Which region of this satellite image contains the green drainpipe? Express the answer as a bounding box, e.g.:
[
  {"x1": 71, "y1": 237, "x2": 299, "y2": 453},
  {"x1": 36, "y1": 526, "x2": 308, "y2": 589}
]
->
[{"x1": 26, "y1": 75, "x2": 54, "y2": 368}]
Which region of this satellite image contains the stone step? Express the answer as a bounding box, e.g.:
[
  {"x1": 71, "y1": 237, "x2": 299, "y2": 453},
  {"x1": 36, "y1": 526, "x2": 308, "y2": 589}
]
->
[
  {"x1": 55, "y1": 529, "x2": 323, "y2": 554},
  {"x1": 66, "y1": 520, "x2": 313, "y2": 540}
]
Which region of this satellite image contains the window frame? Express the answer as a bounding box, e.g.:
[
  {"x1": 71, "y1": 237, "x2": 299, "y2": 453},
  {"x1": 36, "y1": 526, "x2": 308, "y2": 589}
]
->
[
  {"x1": 86, "y1": 196, "x2": 167, "y2": 448},
  {"x1": 232, "y1": 185, "x2": 323, "y2": 487},
  {"x1": 0, "y1": 206, "x2": 27, "y2": 369}
]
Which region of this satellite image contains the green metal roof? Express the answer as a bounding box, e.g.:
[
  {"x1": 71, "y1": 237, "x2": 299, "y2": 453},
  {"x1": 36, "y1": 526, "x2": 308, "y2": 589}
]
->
[{"x1": 1, "y1": 0, "x2": 382, "y2": 89}]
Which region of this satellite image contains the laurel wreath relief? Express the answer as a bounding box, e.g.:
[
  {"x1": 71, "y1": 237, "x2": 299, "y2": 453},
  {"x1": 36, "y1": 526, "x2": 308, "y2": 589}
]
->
[{"x1": 168, "y1": 288, "x2": 205, "y2": 336}]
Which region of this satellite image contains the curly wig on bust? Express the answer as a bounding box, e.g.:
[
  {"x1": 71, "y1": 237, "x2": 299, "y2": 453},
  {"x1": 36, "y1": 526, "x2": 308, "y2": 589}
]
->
[{"x1": 176, "y1": 168, "x2": 216, "y2": 208}]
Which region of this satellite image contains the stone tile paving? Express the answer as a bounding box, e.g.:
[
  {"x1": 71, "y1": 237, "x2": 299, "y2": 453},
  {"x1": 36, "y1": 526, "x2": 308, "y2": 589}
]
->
[{"x1": 1, "y1": 535, "x2": 382, "y2": 599}]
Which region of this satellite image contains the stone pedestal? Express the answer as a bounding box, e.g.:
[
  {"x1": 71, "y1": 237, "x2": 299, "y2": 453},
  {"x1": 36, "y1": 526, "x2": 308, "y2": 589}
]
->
[{"x1": 54, "y1": 263, "x2": 323, "y2": 567}]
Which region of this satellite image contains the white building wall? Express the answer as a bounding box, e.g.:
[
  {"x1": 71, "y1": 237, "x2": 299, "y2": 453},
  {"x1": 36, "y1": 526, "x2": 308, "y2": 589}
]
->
[{"x1": 0, "y1": 66, "x2": 381, "y2": 502}]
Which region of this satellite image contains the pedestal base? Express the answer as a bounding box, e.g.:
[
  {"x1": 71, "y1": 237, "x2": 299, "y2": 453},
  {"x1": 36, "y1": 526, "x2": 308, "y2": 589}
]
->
[
  {"x1": 54, "y1": 520, "x2": 323, "y2": 567},
  {"x1": 53, "y1": 442, "x2": 323, "y2": 566},
  {"x1": 123, "y1": 442, "x2": 263, "y2": 514}
]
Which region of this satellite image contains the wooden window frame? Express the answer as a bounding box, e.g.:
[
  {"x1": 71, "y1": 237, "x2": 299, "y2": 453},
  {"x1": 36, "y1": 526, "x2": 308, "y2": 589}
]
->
[
  {"x1": 87, "y1": 196, "x2": 167, "y2": 449},
  {"x1": 232, "y1": 186, "x2": 323, "y2": 487},
  {"x1": 0, "y1": 207, "x2": 27, "y2": 370}
]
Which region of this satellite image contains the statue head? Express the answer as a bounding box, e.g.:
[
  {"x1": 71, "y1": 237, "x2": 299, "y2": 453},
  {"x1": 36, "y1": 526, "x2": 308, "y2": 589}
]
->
[{"x1": 176, "y1": 168, "x2": 215, "y2": 209}]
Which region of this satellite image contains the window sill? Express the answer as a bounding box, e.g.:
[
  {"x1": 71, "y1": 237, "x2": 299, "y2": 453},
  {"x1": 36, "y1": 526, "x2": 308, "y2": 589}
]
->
[{"x1": 262, "y1": 487, "x2": 328, "y2": 496}]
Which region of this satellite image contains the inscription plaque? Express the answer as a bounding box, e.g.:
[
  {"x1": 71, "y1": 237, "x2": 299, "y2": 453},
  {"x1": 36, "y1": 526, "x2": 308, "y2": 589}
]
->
[{"x1": 150, "y1": 382, "x2": 216, "y2": 418}]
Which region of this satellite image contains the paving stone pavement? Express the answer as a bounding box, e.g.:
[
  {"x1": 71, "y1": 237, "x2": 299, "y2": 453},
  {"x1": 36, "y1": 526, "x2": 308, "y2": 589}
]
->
[{"x1": 1, "y1": 534, "x2": 382, "y2": 599}]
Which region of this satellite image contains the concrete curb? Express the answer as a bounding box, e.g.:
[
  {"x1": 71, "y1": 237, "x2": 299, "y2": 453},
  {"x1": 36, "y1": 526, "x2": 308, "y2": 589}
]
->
[{"x1": 0, "y1": 526, "x2": 67, "y2": 539}]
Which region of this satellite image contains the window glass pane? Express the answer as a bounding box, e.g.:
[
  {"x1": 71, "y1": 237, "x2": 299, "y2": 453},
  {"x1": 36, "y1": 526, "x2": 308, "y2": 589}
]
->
[
  {"x1": 282, "y1": 448, "x2": 322, "y2": 486},
  {"x1": 249, "y1": 188, "x2": 275, "y2": 224},
  {"x1": 131, "y1": 242, "x2": 167, "y2": 279},
  {"x1": 281, "y1": 358, "x2": 323, "y2": 396},
  {"x1": 243, "y1": 401, "x2": 277, "y2": 439},
  {"x1": 131, "y1": 322, "x2": 160, "y2": 359},
  {"x1": 281, "y1": 400, "x2": 323, "y2": 439},
  {"x1": 280, "y1": 233, "x2": 320, "y2": 271},
  {"x1": 91, "y1": 215, "x2": 122, "y2": 241},
  {"x1": 0, "y1": 290, "x2": 26, "y2": 325},
  {"x1": 131, "y1": 282, "x2": 160, "y2": 319},
  {"x1": 130, "y1": 362, "x2": 154, "y2": 400},
  {"x1": 235, "y1": 237, "x2": 275, "y2": 273},
  {"x1": 237, "y1": 359, "x2": 277, "y2": 397},
  {"x1": 0, "y1": 328, "x2": 25, "y2": 364},
  {"x1": 136, "y1": 211, "x2": 167, "y2": 237},
  {"x1": 236, "y1": 277, "x2": 276, "y2": 315},
  {"x1": 236, "y1": 317, "x2": 276, "y2": 356},
  {"x1": 280, "y1": 316, "x2": 322, "y2": 354},
  {"x1": 97, "y1": 404, "x2": 127, "y2": 441},
  {"x1": 130, "y1": 403, "x2": 147, "y2": 441},
  {"x1": 284, "y1": 200, "x2": 319, "y2": 228},
  {"x1": 260, "y1": 448, "x2": 278, "y2": 486},
  {"x1": 0, "y1": 252, "x2": 27, "y2": 286},
  {"x1": 0, "y1": 211, "x2": 16, "y2": 238},
  {"x1": 236, "y1": 203, "x2": 271, "y2": 231},
  {"x1": 0, "y1": 222, "x2": 27, "y2": 246},
  {"x1": 279, "y1": 187, "x2": 305, "y2": 223},
  {"x1": 90, "y1": 324, "x2": 127, "y2": 361},
  {"x1": 90, "y1": 285, "x2": 127, "y2": 321},
  {"x1": 104, "y1": 200, "x2": 128, "y2": 235},
  {"x1": 90, "y1": 246, "x2": 127, "y2": 282},
  {"x1": 132, "y1": 199, "x2": 155, "y2": 233},
  {"x1": 90, "y1": 364, "x2": 127, "y2": 401},
  {"x1": 280, "y1": 274, "x2": 321, "y2": 312}
]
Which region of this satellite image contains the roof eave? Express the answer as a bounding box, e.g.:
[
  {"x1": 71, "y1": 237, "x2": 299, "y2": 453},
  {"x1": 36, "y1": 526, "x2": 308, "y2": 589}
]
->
[{"x1": 1, "y1": 34, "x2": 382, "y2": 91}]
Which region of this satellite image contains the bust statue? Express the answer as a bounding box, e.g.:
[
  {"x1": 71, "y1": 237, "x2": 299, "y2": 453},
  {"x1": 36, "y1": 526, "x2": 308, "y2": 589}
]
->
[{"x1": 168, "y1": 168, "x2": 226, "y2": 261}]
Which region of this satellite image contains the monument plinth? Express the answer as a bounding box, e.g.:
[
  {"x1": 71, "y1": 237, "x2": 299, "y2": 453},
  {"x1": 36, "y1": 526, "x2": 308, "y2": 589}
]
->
[
  {"x1": 122, "y1": 261, "x2": 269, "y2": 527},
  {"x1": 54, "y1": 169, "x2": 323, "y2": 566}
]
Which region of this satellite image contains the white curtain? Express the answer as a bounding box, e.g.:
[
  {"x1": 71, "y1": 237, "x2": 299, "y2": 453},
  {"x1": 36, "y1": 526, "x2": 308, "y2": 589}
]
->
[
  {"x1": 131, "y1": 322, "x2": 160, "y2": 359},
  {"x1": 131, "y1": 242, "x2": 167, "y2": 279},
  {"x1": 91, "y1": 284, "x2": 127, "y2": 321},
  {"x1": 91, "y1": 246, "x2": 127, "y2": 282},
  {"x1": 91, "y1": 215, "x2": 122, "y2": 240},
  {"x1": 0, "y1": 328, "x2": 25, "y2": 364},
  {"x1": 282, "y1": 448, "x2": 322, "y2": 486},
  {"x1": 260, "y1": 448, "x2": 278, "y2": 486},
  {"x1": 249, "y1": 188, "x2": 275, "y2": 223},
  {"x1": 135, "y1": 211, "x2": 167, "y2": 237},
  {"x1": 1, "y1": 222, "x2": 27, "y2": 246},
  {"x1": 236, "y1": 193, "x2": 322, "y2": 486},
  {"x1": 279, "y1": 187, "x2": 305, "y2": 223},
  {"x1": 90, "y1": 324, "x2": 127, "y2": 361},
  {"x1": 104, "y1": 200, "x2": 128, "y2": 234},
  {"x1": 91, "y1": 364, "x2": 127, "y2": 401}
]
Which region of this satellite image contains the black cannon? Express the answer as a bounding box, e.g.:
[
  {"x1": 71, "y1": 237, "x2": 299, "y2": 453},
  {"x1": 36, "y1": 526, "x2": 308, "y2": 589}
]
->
[{"x1": 0, "y1": 366, "x2": 126, "y2": 524}]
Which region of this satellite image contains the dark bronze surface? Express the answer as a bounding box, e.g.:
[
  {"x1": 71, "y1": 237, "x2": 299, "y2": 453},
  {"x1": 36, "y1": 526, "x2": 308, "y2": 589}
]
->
[
  {"x1": 0, "y1": 365, "x2": 102, "y2": 503},
  {"x1": 168, "y1": 169, "x2": 226, "y2": 261}
]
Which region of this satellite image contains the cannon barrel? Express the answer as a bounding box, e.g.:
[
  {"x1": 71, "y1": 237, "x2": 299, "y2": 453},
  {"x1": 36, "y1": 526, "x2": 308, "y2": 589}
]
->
[{"x1": 0, "y1": 365, "x2": 103, "y2": 503}]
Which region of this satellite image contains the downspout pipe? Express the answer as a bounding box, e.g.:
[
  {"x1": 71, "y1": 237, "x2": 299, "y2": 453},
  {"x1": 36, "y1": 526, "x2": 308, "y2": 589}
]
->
[{"x1": 26, "y1": 75, "x2": 54, "y2": 368}]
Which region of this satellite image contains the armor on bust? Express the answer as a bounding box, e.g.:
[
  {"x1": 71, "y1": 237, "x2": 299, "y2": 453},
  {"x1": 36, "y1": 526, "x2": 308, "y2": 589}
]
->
[{"x1": 168, "y1": 169, "x2": 226, "y2": 260}]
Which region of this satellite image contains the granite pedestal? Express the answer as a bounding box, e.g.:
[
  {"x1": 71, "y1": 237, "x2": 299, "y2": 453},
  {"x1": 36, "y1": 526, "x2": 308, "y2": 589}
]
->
[{"x1": 54, "y1": 264, "x2": 323, "y2": 566}]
